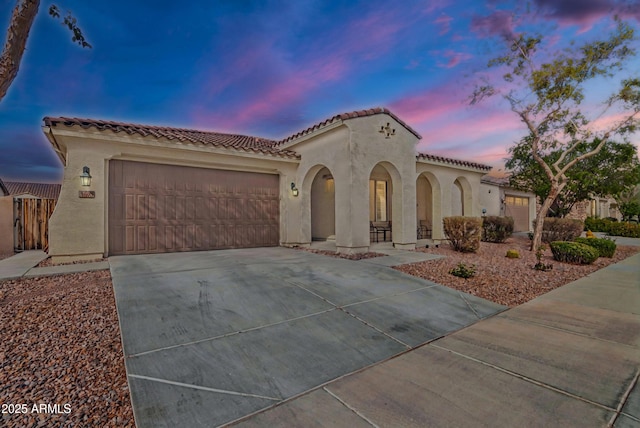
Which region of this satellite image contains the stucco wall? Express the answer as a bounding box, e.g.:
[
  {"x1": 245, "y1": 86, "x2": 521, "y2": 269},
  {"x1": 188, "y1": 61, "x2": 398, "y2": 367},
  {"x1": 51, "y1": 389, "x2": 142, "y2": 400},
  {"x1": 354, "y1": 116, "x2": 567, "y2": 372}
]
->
[
  {"x1": 0, "y1": 196, "x2": 13, "y2": 254},
  {"x1": 310, "y1": 167, "x2": 335, "y2": 240},
  {"x1": 417, "y1": 162, "x2": 485, "y2": 240},
  {"x1": 480, "y1": 183, "x2": 501, "y2": 216},
  {"x1": 47, "y1": 129, "x2": 299, "y2": 260}
]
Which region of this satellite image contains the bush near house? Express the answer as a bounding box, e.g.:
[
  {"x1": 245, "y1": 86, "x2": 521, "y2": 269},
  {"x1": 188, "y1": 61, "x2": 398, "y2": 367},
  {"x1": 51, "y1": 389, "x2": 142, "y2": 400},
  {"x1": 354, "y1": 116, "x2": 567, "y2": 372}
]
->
[
  {"x1": 482, "y1": 216, "x2": 514, "y2": 243},
  {"x1": 443, "y1": 216, "x2": 482, "y2": 253},
  {"x1": 540, "y1": 218, "x2": 584, "y2": 243},
  {"x1": 550, "y1": 241, "x2": 599, "y2": 265},
  {"x1": 584, "y1": 217, "x2": 640, "y2": 237},
  {"x1": 575, "y1": 236, "x2": 617, "y2": 258}
]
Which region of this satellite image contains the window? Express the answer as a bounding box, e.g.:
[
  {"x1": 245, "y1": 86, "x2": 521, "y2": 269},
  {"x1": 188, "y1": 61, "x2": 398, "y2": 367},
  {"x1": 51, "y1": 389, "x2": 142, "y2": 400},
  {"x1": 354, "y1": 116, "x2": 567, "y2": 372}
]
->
[
  {"x1": 505, "y1": 196, "x2": 528, "y2": 206},
  {"x1": 374, "y1": 180, "x2": 387, "y2": 221}
]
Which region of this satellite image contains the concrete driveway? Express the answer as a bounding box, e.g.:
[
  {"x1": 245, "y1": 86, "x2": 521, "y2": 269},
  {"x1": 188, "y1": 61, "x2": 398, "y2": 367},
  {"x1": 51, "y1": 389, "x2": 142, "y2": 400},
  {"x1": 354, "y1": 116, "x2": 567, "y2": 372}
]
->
[{"x1": 109, "y1": 247, "x2": 505, "y2": 427}]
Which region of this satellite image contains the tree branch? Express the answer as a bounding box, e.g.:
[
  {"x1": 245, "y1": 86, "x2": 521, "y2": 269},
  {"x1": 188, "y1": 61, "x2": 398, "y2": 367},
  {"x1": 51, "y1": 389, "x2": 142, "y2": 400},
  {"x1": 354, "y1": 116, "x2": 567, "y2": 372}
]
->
[{"x1": 0, "y1": 0, "x2": 40, "y2": 103}]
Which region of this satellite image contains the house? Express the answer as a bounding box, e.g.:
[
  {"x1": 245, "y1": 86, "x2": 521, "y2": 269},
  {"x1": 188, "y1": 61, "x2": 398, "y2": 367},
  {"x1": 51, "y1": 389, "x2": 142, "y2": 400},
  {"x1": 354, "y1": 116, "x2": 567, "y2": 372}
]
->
[
  {"x1": 479, "y1": 174, "x2": 536, "y2": 232},
  {"x1": 42, "y1": 107, "x2": 493, "y2": 262},
  {"x1": 0, "y1": 178, "x2": 61, "y2": 253},
  {"x1": 0, "y1": 178, "x2": 11, "y2": 254}
]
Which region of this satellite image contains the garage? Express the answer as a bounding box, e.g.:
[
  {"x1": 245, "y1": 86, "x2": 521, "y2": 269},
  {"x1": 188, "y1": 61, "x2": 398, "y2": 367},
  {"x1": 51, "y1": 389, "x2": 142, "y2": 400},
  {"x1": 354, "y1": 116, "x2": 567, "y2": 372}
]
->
[
  {"x1": 108, "y1": 160, "x2": 279, "y2": 255},
  {"x1": 504, "y1": 195, "x2": 530, "y2": 232}
]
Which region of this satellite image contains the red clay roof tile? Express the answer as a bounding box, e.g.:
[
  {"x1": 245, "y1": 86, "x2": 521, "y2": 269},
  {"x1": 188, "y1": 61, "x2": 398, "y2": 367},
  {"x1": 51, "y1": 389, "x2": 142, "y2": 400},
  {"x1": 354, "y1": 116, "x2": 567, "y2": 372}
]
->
[
  {"x1": 417, "y1": 153, "x2": 492, "y2": 171},
  {"x1": 43, "y1": 117, "x2": 300, "y2": 159},
  {"x1": 4, "y1": 182, "x2": 61, "y2": 199},
  {"x1": 278, "y1": 107, "x2": 422, "y2": 144}
]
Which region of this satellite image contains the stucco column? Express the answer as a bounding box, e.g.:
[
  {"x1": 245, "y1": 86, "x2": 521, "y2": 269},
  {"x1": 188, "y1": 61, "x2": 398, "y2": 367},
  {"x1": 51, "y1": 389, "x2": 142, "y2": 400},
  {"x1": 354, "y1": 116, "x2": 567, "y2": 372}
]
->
[
  {"x1": 335, "y1": 172, "x2": 370, "y2": 254},
  {"x1": 393, "y1": 174, "x2": 417, "y2": 249}
]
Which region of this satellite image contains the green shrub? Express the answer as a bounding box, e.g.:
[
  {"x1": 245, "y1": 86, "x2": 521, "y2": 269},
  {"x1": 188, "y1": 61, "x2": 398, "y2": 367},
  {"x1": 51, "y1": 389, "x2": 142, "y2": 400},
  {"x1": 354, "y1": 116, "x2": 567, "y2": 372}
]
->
[
  {"x1": 540, "y1": 218, "x2": 584, "y2": 243},
  {"x1": 533, "y1": 245, "x2": 553, "y2": 271},
  {"x1": 550, "y1": 241, "x2": 599, "y2": 265},
  {"x1": 443, "y1": 216, "x2": 482, "y2": 253},
  {"x1": 575, "y1": 237, "x2": 616, "y2": 258},
  {"x1": 449, "y1": 262, "x2": 476, "y2": 279},
  {"x1": 607, "y1": 221, "x2": 640, "y2": 238},
  {"x1": 584, "y1": 217, "x2": 608, "y2": 232},
  {"x1": 506, "y1": 249, "x2": 520, "y2": 258},
  {"x1": 482, "y1": 216, "x2": 514, "y2": 243}
]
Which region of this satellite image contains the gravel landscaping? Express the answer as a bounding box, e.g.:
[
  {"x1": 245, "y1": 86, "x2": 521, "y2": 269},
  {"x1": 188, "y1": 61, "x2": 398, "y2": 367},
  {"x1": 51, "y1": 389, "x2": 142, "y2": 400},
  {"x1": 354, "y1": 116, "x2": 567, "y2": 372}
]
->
[
  {"x1": 395, "y1": 234, "x2": 640, "y2": 307},
  {"x1": 0, "y1": 270, "x2": 134, "y2": 427}
]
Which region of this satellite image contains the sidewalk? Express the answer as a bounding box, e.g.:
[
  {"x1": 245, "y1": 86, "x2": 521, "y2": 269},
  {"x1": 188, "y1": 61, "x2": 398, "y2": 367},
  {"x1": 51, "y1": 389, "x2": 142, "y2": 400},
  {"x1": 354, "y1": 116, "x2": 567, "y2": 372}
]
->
[
  {"x1": 233, "y1": 252, "x2": 640, "y2": 427},
  {"x1": 0, "y1": 251, "x2": 109, "y2": 281}
]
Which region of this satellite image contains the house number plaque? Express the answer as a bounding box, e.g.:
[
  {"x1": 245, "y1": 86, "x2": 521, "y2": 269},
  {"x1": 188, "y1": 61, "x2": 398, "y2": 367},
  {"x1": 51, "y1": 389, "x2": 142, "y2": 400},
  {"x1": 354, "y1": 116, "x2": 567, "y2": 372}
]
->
[{"x1": 78, "y1": 191, "x2": 95, "y2": 198}]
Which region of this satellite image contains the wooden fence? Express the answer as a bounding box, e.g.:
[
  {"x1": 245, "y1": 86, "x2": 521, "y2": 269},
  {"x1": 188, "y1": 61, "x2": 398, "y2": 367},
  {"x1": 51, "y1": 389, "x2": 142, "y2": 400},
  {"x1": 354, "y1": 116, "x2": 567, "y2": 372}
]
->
[{"x1": 13, "y1": 198, "x2": 56, "y2": 251}]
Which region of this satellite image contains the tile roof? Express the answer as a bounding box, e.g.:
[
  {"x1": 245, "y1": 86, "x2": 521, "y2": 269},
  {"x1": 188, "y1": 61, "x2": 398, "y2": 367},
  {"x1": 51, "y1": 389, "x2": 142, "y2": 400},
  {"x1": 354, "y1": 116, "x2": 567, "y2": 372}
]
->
[
  {"x1": 43, "y1": 117, "x2": 299, "y2": 159},
  {"x1": 278, "y1": 107, "x2": 422, "y2": 144},
  {"x1": 481, "y1": 174, "x2": 510, "y2": 186},
  {"x1": 417, "y1": 153, "x2": 492, "y2": 172},
  {"x1": 4, "y1": 181, "x2": 61, "y2": 200},
  {"x1": 0, "y1": 177, "x2": 8, "y2": 196}
]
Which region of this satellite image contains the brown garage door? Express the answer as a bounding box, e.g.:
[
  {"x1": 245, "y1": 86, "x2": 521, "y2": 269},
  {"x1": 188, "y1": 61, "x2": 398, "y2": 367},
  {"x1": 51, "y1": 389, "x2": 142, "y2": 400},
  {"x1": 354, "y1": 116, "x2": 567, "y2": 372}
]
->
[
  {"x1": 109, "y1": 160, "x2": 279, "y2": 255},
  {"x1": 504, "y1": 195, "x2": 530, "y2": 232}
]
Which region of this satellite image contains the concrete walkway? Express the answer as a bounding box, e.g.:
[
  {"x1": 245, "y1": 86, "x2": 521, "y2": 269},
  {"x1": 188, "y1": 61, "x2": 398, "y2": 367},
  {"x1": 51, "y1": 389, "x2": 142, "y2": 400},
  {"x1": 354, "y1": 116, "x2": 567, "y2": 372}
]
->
[
  {"x1": 0, "y1": 251, "x2": 109, "y2": 281},
  {"x1": 233, "y1": 252, "x2": 640, "y2": 427}
]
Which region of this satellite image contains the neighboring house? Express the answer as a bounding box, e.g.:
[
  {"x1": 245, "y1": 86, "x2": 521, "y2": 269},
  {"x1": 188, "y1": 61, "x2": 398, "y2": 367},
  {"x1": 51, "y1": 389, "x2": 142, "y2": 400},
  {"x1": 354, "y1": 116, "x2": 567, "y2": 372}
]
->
[
  {"x1": 0, "y1": 179, "x2": 61, "y2": 253},
  {"x1": 42, "y1": 107, "x2": 493, "y2": 262},
  {"x1": 546, "y1": 197, "x2": 621, "y2": 222},
  {"x1": 479, "y1": 175, "x2": 537, "y2": 232},
  {"x1": 0, "y1": 178, "x2": 11, "y2": 254}
]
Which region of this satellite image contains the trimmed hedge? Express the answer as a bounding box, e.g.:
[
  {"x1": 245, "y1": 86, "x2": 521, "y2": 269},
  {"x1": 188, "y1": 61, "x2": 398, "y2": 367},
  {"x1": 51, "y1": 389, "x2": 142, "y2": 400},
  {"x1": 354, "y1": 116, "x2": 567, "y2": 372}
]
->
[
  {"x1": 540, "y1": 218, "x2": 584, "y2": 243},
  {"x1": 443, "y1": 216, "x2": 482, "y2": 253},
  {"x1": 584, "y1": 217, "x2": 640, "y2": 238},
  {"x1": 482, "y1": 216, "x2": 514, "y2": 243},
  {"x1": 550, "y1": 241, "x2": 599, "y2": 265},
  {"x1": 575, "y1": 237, "x2": 616, "y2": 258}
]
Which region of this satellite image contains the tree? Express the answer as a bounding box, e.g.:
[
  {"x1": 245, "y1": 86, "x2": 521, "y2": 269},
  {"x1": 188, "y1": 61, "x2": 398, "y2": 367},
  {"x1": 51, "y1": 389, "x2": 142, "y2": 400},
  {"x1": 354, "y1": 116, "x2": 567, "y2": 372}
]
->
[
  {"x1": 472, "y1": 19, "x2": 640, "y2": 252},
  {"x1": 507, "y1": 138, "x2": 640, "y2": 218},
  {"x1": 0, "y1": 0, "x2": 90, "y2": 103}
]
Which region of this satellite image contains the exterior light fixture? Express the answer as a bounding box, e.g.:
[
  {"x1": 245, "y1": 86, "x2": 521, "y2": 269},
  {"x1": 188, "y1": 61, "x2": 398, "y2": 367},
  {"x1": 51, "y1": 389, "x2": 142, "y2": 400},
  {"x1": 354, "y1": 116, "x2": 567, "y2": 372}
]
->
[
  {"x1": 80, "y1": 166, "x2": 92, "y2": 187},
  {"x1": 291, "y1": 182, "x2": 299, "y2": 197},
  {"x1": 379, "y1": 122, "x2": 396, "y2": 138},
  {"x1": 482, "y1": 208, "x2": 487, "y2": 216}
]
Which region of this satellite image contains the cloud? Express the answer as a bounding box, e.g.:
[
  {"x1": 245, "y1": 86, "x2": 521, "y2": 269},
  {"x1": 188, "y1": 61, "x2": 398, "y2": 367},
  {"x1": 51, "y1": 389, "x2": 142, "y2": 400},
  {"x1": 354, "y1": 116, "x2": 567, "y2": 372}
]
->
[
  {"x1": 188, "y1": 6, "x2": 414, "y2": 135},
  {"x1": 436, "y1": 50, "x2": 474, "y2": 68},
  {"x1": 435, "y1": 14, "x2": 453, "y2": 35},
  {"x1": 533, "y1": 0, "x2": 640, "y2": 30},
  {"x1": 470, "y1": 10, "x2": 517, "y2": 40}
]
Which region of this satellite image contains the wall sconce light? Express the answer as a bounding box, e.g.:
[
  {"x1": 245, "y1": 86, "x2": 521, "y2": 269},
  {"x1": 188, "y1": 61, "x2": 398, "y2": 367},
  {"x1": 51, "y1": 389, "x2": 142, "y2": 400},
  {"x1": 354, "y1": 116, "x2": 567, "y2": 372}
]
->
[
  {"x1": 291, "y1": 182, "x2": 299, "y2": 197},
  {"x1": 379, "y1": 122, "x2": 396, "y2": 138},
  {"x1": 482, "y1": 208, "x2": 487, "y2": 216},
  {"x1": 80, "y1": 166, "x2": 92, "y2": 187}
]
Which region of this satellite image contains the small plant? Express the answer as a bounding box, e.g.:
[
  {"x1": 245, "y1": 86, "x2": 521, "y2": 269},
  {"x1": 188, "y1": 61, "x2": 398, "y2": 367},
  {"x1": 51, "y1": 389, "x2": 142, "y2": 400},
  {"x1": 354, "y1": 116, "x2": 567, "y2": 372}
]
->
[
  {"x1": 550, "y1": 241, "x2": 599, "y2": 265},
  {"x1": 449, "y1": 262, "x2": 476, "y2": 279},
  {"x1": 533, "y1": 245, "x2": 553, "y2": 271},
  {"x1": 585, "y1": 230, "x2": 595, "y2": 238},
  {"x1": 575, "y1": 236, "x2": 616, "y2": 258},
  {"x1": 506, "y1": 249, "x2": 520, "y2": 258}
]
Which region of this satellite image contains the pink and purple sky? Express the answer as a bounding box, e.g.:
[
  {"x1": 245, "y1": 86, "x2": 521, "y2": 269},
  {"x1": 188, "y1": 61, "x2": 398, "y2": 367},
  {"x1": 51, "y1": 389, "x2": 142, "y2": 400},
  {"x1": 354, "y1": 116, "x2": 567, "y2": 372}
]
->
[{"x1": 1, "y1": 0, "x2": 639, "y2": 182}]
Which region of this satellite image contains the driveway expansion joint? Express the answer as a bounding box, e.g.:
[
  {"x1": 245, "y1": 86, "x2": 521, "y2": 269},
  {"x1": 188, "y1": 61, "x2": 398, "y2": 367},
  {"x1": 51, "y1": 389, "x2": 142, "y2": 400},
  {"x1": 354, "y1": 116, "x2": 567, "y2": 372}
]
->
[
  {"x1": 128, "y1": 374, "x2": 281, "y2": 401},
  {"x1": 126, "y1": 308, "x2": 338, "y2": 358},
  {"x1": 501, "y1": 313, "x2": 640, "y2": 350},
  {"x1": 323, "y1": 387, "x2": 380, "y2": 428},
  {"x1": 608, "y1": 369, "x2": 640, "y2": 427}
]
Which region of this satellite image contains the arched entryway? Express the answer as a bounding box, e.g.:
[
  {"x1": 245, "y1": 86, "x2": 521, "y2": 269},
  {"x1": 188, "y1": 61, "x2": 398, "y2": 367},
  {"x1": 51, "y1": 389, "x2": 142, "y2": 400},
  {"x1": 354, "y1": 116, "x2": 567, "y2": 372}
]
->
[
  {"x1": 368, "y1": 162, "x2": 403, "y2": 244},
  {"x1": 416, "y1": 171, "x2": 442, "y2": 239},
  {"x1": 452, "y1": 177, "x2": 472, "y2": 216},
  {"x1": 311, "y1": 167, "x2": 336, "y2": 241}
]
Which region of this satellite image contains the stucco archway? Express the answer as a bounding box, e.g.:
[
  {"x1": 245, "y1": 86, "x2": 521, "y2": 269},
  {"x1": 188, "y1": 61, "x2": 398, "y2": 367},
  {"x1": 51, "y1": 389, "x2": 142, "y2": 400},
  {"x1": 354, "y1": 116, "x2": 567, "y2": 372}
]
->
[
  {"x1": 310, "y1": 167, "x2": 336, "y2": 240},
  {"x1": 416, "y1": 171, "x2": 442, "y2": 239},
  {"x1": 300, "y1": 164, "x2": 336, "y2": 244},
  {"x1": 453, "y1": 176, "x2": 473, "y2": 216},
  {"x1": 368, "y1": 161, "x2": 403, "y2": 244}
]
